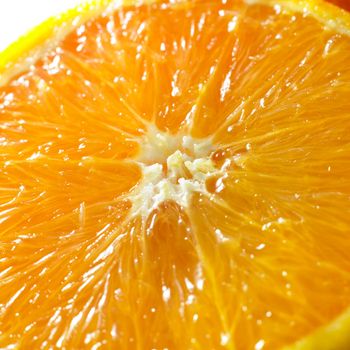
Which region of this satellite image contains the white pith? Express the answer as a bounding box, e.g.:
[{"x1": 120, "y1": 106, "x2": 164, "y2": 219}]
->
[{"x1": 129, "y1": 126, "x2": 227, "y2": 218}]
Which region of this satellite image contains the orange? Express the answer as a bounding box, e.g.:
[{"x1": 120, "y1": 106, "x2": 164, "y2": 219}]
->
[{"x1": 1, "y1": 0, "x2": 350, "y2": 349}]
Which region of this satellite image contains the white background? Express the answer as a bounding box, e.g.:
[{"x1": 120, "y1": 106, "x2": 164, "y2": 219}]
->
[{"x1": 0, "y1": 0, "x2": 83, "y2": 51}]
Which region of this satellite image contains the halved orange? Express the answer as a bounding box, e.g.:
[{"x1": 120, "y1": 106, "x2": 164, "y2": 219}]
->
[{"x1": 1, "y1": 0, "x2": 350, "y2": 349}]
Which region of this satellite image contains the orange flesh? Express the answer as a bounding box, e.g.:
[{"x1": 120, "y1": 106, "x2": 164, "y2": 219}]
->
[{"x1": 1, "y1": 0, "x2": 350, "y2": 349}]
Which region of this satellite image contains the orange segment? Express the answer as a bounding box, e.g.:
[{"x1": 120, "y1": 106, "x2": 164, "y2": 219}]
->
[{"x1": 1, "y1": 0, "x2": 350, "y2": 349}]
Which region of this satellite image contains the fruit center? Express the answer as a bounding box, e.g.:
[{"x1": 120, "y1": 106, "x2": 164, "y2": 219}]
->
[{"x1": 129, "y1": 126, "x2": 221, "y2": 217}]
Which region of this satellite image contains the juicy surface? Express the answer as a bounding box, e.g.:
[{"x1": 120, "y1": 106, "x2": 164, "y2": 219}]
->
[{"x1": 1, "y1": 0, "x2": 350, "y2": 349}]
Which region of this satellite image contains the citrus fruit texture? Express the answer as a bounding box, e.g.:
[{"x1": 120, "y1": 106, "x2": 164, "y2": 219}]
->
[{"x1": 0, "y1": 0, "x2": 350, "y2": 349}]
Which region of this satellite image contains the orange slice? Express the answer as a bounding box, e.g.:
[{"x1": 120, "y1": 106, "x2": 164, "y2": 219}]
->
[{"x1": 1, "y1": 0, "x2": 350, "y2": 349}]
